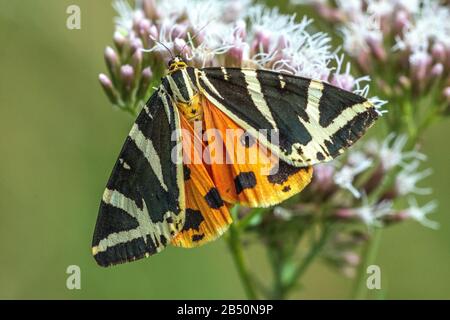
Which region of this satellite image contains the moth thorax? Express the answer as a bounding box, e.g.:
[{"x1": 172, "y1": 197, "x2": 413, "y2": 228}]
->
[
  {"x1": 168, "y1": 59, "x2": 188, "y2": 74},
  {"x1": 177, "y1": 93, "x2": 203, "y2": 122}
]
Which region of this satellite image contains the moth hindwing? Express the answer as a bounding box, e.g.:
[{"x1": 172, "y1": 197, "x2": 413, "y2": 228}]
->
[{"x1": 92, "y1": 90, "x2": 185, "y2": 267}]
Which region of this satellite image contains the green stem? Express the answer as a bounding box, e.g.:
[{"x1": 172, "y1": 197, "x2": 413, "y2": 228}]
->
[
  {"x1": 267, "y1": 245, "x2": 284, "y2": 299},
  {"x1": 282, "y1": 224, "x2": 331, "y2": 296},
  {"x1": 238, "y1": 208, "x2": 268, "y2": 230},
  {"x1": 226, "y1": 206, "x2": 258, "y2": 300},
  {"x1": 352, "y1": 228, "x2": 383, "y2": 300}
]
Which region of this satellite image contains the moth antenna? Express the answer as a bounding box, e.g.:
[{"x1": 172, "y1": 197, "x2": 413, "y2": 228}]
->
[
  {"x1": 150, "y1": 36, "x2": 175, "y2": 59},
  {"x1": 181, "y1": 19, "x2": 215, "y2": 56}
]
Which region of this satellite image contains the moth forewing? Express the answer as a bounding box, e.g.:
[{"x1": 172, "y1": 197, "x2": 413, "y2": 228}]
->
[
  {"x1": 92, "y1": 90, "x2": 185, "y2": 267},
  {"x1": 196, "y1": 68, "x2": 378, "y2": 167}
]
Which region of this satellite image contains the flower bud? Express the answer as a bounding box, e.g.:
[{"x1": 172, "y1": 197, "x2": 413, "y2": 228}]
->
[
  {"x1": 444, "y1": 87, "x2": 450, "y2": 102},
  {"x1": 315, "y1": 3, "x2": 345, "y2": 23},
  {"x1": 366, "y1": 34, "x2": 386, "y2": 62},
  {"x1": 137, "y1": 67, "x2": 153, "y2": 100},
  {"x1": 120, "y1": 65, "x2": 135, "y2": 100},
  {"x1": 430, "y1": 63, "x2": 444, "y2": 78},
  {"x1": 223, "y1": 0, "x2": 246, "y2": 22},
  {"x1": 398, "y1": 75, "x2": 411, "y2": 90},
  {"x1": 171, "y1": 24, "x2": 188, "y2": 40},
  {"x1": 113, "y1": 31, "x2": 127, "y2": 53},
  {"x1": 104, "y1": 46, "x2": 120, "y2": 85},
  {"x1": 431, "y1": 42, "x2": 447, "y2": 62},
  {"x1": 131, "y1": 49, "x2": 143, "y2": 74},
  {"x1": 311, "y1": 164, "x2": 335, "y2": 194},
  {"x1": 130, "y1": 37, "x2": 143, "y2": 55},
  {"x1": 99, "y1": 73, "x2": 119, "y2": 105},
  {"x1": 227, "y1": 40, "x2": 249, "y2": 66},
  {"x1": 137, "y1": 19, "x2": 152, "y2": 47},
  {"x1": 342, "y1": 251, "x2": 360, "y2": 267},
  {"x1": 334, "y1": 208, "x2": 355, "y2": 220},
  {"x1": 149, "y1": 25, "x2": 158, "y2": 40},
  {"x1": 132, "y1": 10, "x2": 145, "y2": 32},
  {"x1": 394, "y1": 10, "x2": 409, "y2": 34},
  {"x1": 410, "y1": 51, "x2": 432, "y2": 82},
  {"x1": 331, "y1": 73, "x2": 355, "y2": 92},
  {"x1": 143, "y1": 0, "x2": 159, "y2": 20},
  {"x1": 252, "y1": 29, "x2": 271, "y2": 54}
]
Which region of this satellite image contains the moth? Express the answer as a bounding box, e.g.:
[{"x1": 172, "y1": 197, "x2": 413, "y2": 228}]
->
[{"x1": 92, "y1": 56, "x2": 378, "y2": 266}]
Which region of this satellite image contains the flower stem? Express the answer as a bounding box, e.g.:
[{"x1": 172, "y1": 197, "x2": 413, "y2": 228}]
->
[
  {"x1": 352, "y1": 228, "x2": 383, "y2": 299},
  {"x1": 226, "y1": 206, "x2": 258, "y2": 300},
  {"x1": 282, "y1": 224, "x2": 332, "y2": 296}
]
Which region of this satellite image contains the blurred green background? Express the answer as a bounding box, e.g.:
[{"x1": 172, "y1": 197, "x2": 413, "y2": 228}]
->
[{"x1": 0, "y1": 0, "x2": 448, "y2": 299}]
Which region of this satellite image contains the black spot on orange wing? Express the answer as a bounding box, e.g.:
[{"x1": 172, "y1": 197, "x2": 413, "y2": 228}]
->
[
  {"x1": 192, "y1": 234, "x2": 205, "y2": 242},
  {"x1": 234, "y1": 172, "x2": 257, "y2": 194},
  {"x1": 204, "y1": 188, "x2": 224, "y2": 209},
  {"x1": 183, "y1": 165, "x2": 191, "y2": 181},
  {"x1": 182, "y1": 209, "x2": 204, "y2": 231},
  {"x1": 268, "y1": 161, "x2": 303, "y2": 185}
]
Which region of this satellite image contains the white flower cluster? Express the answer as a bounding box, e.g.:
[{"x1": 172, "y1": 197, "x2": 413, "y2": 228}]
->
[
  {"x1": 112, "y1": 0, "x2": 382, "y2": 101},
  {"x1": 312, "y1": 133, "x2": 437, "y2": 229}
]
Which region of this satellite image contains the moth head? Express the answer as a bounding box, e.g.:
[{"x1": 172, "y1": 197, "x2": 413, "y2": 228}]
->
[{"x1": 168, "y1": 56, "x2": 188, "y2": 74}]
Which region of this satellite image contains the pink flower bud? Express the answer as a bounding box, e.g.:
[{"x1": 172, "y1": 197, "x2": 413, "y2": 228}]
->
[
  {"x1": 275, "y1": 34, "x2": 289, "y2": 51},
  {"x1": 142, "y1": 66, "x2": 152, "y2": 79},
  {"x1": 132, "y1": 10, "x2": 145, "y2": 31},
  {"x1": 312, "y1": 164, "x2": 335, "y2": 192},
  {"x1": 105, "y1": 46, "x2": 119, "y2": 68},
  {"x1": 444, "y1": 87, "x2": 450, "y2": 102},
  {"x1": 223, "y1": 0, "x2": 246, "y2": 22},
  {"x1": 315, "y1": 3, "x2": 345, "y2": 23},
  {"x1": 430, "y1": 63, "x2": 444, "y2": 78},
  {"x1": 394, "y1": 10, "x2": 410, "y2": 33},
  {"x1": 130, "y1": 37, "x2": 143, "y2": 54},
  {"x1": 149, "y1": 25, "x2": 158, "y2": 42},
  {"x1": 174, "y1": 38, "x2": 191, "y2": 57},
  {"x1": 131, "y1": 49, "x2": 142, "y2": 71},
  {"x1": 143, "y1": 0, "x2": 159, "y2": 20},
  {"x1": 431, "y1": 42, "x2": 446, "y2": 62},
  {"x1": 398, "y1": 75, "x2": 411, "y2": 90},
  {"x1": 113, "y1": 32, "x2": 126, "y2": 52},
  {"x1": 104, "y1": 47, "x2": 120, "y2": 83},
  {"x1": 252, "y1": 29, "x2": 271, "y2": 53},
  {"x1": 137, "y1": 19, "x2": 152, "y2": 45},
  {"x1": 137, "y1": 67, "x2": 153, "y2": 100},
  {"x1": 366, "y1": 34, "x2": 386, "y2": 61},
  {"x1": 334, "y1": 208, "x2": 355, "y2": 220},
  {"x1": 99, "y1": 73, "x2": 118, "y2": 104},
  {"x1": 120, "y1": 65, "x2": 135, "y2": 93},
  {"x1": 410, "y1": 51, "x2": 432, "y2": 82},
  {"x1": 99, "y1": 73, "x2": 113, "y2": 89},
  {"x1": 342, "y1": 251, "x2": 360, "y2": 267},
  {"x1": 331, "y1": 73, "x2": 355, "y2": 92},
  {"x1": 172, "y1": 24, "x2": 188, "y2": 40}
]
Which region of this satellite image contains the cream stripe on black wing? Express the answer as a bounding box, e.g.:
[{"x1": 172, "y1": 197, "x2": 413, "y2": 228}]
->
[
  {"x1": 92, "y1": 90, "x2": 185, "y2": 267},
  {"x1": 196, "y1": 68, "x2": 378, "y2": 166}
]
